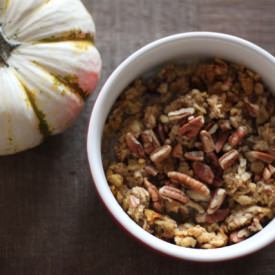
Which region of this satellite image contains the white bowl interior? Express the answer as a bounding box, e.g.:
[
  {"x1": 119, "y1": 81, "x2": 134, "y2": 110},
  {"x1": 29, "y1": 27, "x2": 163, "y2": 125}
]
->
[{"x1": 88, "y1": 32, "x2": 275, "y2": 262}]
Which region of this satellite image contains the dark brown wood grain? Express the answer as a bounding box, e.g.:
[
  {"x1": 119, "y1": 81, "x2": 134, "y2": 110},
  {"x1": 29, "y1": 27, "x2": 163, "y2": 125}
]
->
[{"x1": 0, "y1": 0, "x2": 274, "y2": 274}]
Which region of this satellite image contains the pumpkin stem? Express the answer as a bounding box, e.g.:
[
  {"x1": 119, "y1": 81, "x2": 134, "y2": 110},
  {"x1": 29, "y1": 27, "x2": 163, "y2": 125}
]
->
[{"x1": 0, "y1": 25, "x2": 19, "y2": 66}]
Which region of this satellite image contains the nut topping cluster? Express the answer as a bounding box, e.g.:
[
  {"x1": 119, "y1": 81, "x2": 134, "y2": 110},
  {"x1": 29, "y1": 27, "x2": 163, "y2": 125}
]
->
[{"x1": 103, "y1": 59, "x2": 275, "y2": 249}]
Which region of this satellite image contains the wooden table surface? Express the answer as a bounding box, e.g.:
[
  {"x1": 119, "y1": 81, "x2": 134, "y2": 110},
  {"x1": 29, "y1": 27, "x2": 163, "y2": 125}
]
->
[{"x1": 0, "y1": 0, "x2": 274, "y2": 274}]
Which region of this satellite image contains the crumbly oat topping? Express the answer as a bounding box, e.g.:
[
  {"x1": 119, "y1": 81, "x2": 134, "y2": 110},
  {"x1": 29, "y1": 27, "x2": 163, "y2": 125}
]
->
[{"x1": 102, "y1": 58, "x2": 275, "y2": 249}]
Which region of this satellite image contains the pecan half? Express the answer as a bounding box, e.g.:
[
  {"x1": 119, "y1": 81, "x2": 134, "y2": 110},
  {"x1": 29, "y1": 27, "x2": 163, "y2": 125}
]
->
[
  {"x1": 172, "y1": 143, "x2": 183, "y2": 158},
  {"x1": 159, "y1": 185, "x2": 189, "y2": 204},
  {"x1": 207, "y1": 188, "x2": 226, "y2": 214},
  {"x1": 219, "y1": 149, "x2": 239, "y2": 170},
  {"x1": 196, "y1": 209, "x2": 229, "y2": 224},
  {"x1": 150, "y1": 145, "x2": 172, "y2": 163},
  {"x1": 192, "y1": 162, "x2": 214, "y2": 184},
  {"x1": 144, "y1": 178, "x2": 162, "y2": 211},
  {"x1": 244, "y1": 98, "x2": 260, "y2": 117},
  {"x1": 168, "y1": 107, "x2": 195, "y2": 122},
  {"x1": 215, "y1": 132, "x2": 230, "y2": 153},
  {"x1": 141, "y1": 130, "x2": 160, "y2": 154},
  {"x1": 228, "y1": 126, "x2": 247, "y2": 147},
  {"x1": 229, "y1": 231, "x2": 246, "y2": 244},
  {"x1": 245, "y1": 151, "x2": 275, "y2": 163},
  {"x1": 179, "y1": 116, "x2": 205, "y2": 139},
  {"x1": 200, "y1": 130, "x2": 215, "y2": 153},
  {"x1": 167, "y1": 171, "x2": 210, "y2": 197},
  {"x1": 184, "y1": 151, "x2": 204, "y2": 161},
  {"x1": 125, "y1": 132, "x2": 144, "y2": 157}
]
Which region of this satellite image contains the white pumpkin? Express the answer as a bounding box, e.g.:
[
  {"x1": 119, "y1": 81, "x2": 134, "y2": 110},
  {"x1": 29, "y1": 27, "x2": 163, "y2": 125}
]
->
[{"x1": 0, "y1": 0, "x2": 101, "y2": 155}]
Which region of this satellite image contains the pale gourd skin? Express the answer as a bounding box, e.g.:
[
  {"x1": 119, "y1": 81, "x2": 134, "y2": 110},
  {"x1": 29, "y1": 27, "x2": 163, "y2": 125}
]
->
[{"x1": 0, "y1": 0, "x2": 102, "y2": 155}]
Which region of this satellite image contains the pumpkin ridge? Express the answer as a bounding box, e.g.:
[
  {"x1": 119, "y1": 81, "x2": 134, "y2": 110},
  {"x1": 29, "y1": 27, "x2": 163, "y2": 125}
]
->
[
  {"x1": 31, "y1": 60, "x2": 87, "y2": 100},
  {"x1": 13, "y1": 71, "x2": 51, "y2": 138},
  {"x1": 39, "y1": 30, "x2": 94, "y2": 44},
  {"x1": 3, "y1": 0, "x2": 52, "y2": 41}
]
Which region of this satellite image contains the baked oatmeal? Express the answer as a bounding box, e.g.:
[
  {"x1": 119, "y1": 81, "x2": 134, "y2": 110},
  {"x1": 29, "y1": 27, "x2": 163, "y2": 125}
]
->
[{"x1": 102, "y1": 58, "x2": 275, "y2": 248}]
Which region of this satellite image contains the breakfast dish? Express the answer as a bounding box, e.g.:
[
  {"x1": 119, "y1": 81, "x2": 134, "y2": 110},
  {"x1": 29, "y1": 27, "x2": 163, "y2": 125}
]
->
[{"x1": 102, "y1": 58, "x2": 275, "y2": 249}]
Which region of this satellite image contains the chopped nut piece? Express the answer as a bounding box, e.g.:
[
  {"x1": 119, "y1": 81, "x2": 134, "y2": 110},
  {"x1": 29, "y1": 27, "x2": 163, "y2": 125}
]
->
[
  {"x1": 230, "y1": 217, "x2": 263, "y2": 244},
  {"x1": 128, "y1": 120, "x2": 143, "y2": 137},
  {"x1": 175, "y1": 224, "x2": 228, "y2": 248},
  {"x1": 144, "y1": 178, "x2": 163, "y2": 211},
  {"x1": 172, "y1": 143, "x2": 183, "y2": 158},
  {"x1": 244, "y1": 98, "x2": 260, "y2": 117},
  {"x1": 168, "y1": 107, "x2": 195, "y2": 121},
  {"x1": 208, "y1": 123, "x2": 219, "y2": 135},
  {"x1": 215, "y1": 132, "x2": 230, "y2": 153},
  {"x1": 186, "y1": 190, "x2": 210, "y2": 202},
  {"x1": 196, "y1": 209, "x2": 229, "y2": 224},
  {"x1": 141, "y1": 129, "x2": 160, "y2": 154},
  {"x1": 124, "y1": 187, "x2": 149, "y2": 223},
  {"x1": 144, "y1": 106, "x2": 159, "y2": 129},
  {"x1": 179, "y1": 116, "x2": 205, "y2": 138},
  {"x1": 175, "y1": 236, "x2": 197, "y2": 248},
  {"x1": 184, "y1": 151, "x2": 204, "y2": 161},
  {"x1": 144, "y1": 209, "x2": 177, "y2": 239},
  {"x1": 186, "y1": 200, "x2": 206, "y2": 214},
  {"x1": 228, "y1": 126, "x2": 247, "y2": 147},
  {"x1": 207, "y1": 95, "x2": 224, "y2": 119},
  {"x1": 229, "y1": 231, "x2": 246, "y2": 244},
  {"x1": 219, "y1": 149, "x2": 239, "y2": 170},
  {"x1": 263, "y1": 164, "x2": 275, "y2": 181},
  {"x1": 125, "y1": 132, "x2": 145, "y2": 157},
  {"x1": 200, "y1": 130, "x2": 215, "y2": 153},
  {"x1": 234, "y1": 195, "x2": 255, "y2": 206},
  {"x1": 144, "y1": 165, "x2": 158, "y2": 176},
  {"x1": 168, "y1": 171, "x2": 210, "y2": 197},
  {"x1": 192, "y1": 162, "x2": 214, "y2": 184},
  {"x1": 207, "y1": 188, "x2": 226, "y2": 214},
  {"x1": 225, "y1": 206, "x2": 271, "y2": 231},
  {"x1": 150, "y1": 145, "x2": 172, "y2": 163}
]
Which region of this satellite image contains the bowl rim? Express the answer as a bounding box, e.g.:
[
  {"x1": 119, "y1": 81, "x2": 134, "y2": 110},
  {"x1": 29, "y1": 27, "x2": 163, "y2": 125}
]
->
[{"x1": 87, "y1": 31, "x2": 275, "y2": 262}]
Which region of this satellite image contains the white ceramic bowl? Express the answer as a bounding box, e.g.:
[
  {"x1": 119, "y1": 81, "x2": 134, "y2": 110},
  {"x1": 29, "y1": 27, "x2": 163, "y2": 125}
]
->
[{"x1": 87, "y1": 32, "x2": 275, "y2": 262}]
